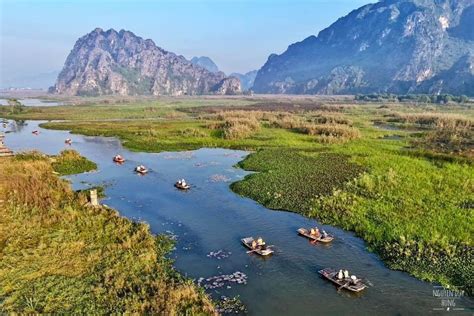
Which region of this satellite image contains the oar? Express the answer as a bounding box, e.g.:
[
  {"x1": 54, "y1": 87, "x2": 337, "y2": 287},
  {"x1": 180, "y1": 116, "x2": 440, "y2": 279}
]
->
[
  {"x1": 246, "y1": 245, "x2": 274, "y2": 253},
  {"x1": 337, "y1": 281, "x2": 351, "y2": 292}
]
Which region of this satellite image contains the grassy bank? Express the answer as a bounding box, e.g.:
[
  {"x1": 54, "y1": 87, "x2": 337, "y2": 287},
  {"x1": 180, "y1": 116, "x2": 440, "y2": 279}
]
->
[
  {"x1": 0, "y1": 154, "x2": 215, "y2": 314},
  {"x1": 2, "y1": 97, "x2": 473, "y2": 293}
]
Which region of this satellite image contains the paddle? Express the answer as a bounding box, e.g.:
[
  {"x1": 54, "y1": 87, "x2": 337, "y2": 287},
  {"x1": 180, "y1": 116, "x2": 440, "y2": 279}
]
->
[
  {"x1": 337, "y1": 281, "x2": 351, "y2": 292},
  {"x1": 246, "y1": 245, "x2": 274, "y2": 253}
]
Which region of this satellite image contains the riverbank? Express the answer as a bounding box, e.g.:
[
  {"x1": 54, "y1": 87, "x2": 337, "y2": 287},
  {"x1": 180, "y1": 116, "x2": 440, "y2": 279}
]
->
[
  {"x1": 0, "y1": 152, "x2": 215, "y2": 314},
  {"x1": 1, "y1": 97, "x2": 472, "y2": 294}
]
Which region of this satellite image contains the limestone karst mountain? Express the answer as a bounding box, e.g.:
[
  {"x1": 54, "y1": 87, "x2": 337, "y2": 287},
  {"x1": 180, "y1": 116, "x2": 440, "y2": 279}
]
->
[
  {"x1": 230, "y1": 70, "x2": 258, "y2": 91},
  {"x1": 253, "y1": 0, "x2": 474, "y2": 96},
  {"x1": 52, "y1": 28, "x2": 241, "y2": 96},
  {"x1": 190, "y1": 56, "x2": 220, "y2": 73}
]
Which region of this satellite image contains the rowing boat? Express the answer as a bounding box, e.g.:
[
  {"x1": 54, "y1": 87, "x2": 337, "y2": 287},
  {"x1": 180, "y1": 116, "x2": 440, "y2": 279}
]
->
[
  {"x1": 175, "y1": 182, "x2": 190, "y2": 190},
  {"x1": 135, "y1": 166, "x2": 148, "y2": 174},
  {"x1": 113, "y1": 155, "x2": 125, "y2": 163},
  {"x1": 297, "y1": 228, "x2": 334, "y2": 243},
  {"x1": 241, "y1": 237, "x2": 274, "y2": 256},
  {"x1": 318, "y1": 268, "x2": 367, "y2": 292}
]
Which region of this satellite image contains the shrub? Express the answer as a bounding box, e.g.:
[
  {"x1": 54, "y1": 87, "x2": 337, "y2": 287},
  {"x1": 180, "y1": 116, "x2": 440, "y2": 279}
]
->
[
  {"x1": 307, "y1": 112, "x2": 352, "y2": 125},
  {"x1": 222, "y1": 117, "x2": 260, "y2": 139},
  {"x1": 297, "y1": 123, "x2": 361, "y2": 142},
  {"x1": 209, "y1": 111, "x2": 261, "y2": 140},
  {"x1": 422, "y1": 118, "x2": 473, "y2": 154},
  {"x1": 388, "y1": 112, "x2": 470, "y2": 128}
]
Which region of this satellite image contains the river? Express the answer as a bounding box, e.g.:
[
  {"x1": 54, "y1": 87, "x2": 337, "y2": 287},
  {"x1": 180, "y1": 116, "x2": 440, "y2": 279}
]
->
[
  {"x1": 2, "y1": 119, "x2": 472, "y2": 315},
  {"x1": 0, "y1": 98, "x2": 63, "y2": 107}
]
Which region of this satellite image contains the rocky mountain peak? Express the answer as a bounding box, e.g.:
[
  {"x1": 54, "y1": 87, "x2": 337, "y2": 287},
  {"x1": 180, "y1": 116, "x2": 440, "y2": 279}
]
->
[
  {"x1": 253, "y1": 0, "x2": 474, "y2": 95},
  {"x1": 52, "y1": 28, "x2": 241, "y2": 96},
  {"x1": 190, "y1": 56, "x2": 220, "y2": 73}
]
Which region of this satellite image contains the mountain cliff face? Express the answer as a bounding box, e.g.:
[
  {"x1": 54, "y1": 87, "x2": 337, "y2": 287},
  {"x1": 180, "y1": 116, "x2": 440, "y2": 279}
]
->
[
  {"x1": 52, "y1": 28, "x2": 241, "y2": 96},
  {"x1": 230, "y1": 70, "x2": 258, "y2": 91},
  {"x1": 253, "y1": 0, "x2": 474, "y2": 95},
  {"x1": 190, "y1": 56, "x2": 220, "y2": 73}
]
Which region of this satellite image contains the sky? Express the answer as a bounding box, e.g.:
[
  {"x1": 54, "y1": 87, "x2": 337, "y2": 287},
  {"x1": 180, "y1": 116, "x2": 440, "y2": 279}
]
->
[{"x1": 0, "y1": 0, "x2": 373, "y2": 88}]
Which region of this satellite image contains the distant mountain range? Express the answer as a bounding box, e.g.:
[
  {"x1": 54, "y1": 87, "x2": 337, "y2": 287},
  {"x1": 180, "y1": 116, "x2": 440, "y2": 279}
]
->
[
  {"x1": 190, "y1": 56, "x2": 220, "y2": 73},
  {"x1": 230, "y1": 70, "x2": 258, "y2": 91},
  {"x1": 253, "y1": 0, "x2": 474, "y2": 96},
  {"x1": 190, "y1": 56, "x2": 258, "y2": 91},
  {"x1": 51, "y1": 0, "x2": 474, "y2": 96},
  {"x1": 52, "y1": 28, "x2": 241, "y2": 96}
]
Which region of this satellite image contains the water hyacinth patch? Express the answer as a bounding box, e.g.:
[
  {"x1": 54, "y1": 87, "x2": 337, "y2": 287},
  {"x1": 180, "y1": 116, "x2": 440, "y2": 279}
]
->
[{"x1": 231, "y1": 149, "x2": 365, "y2": 213}]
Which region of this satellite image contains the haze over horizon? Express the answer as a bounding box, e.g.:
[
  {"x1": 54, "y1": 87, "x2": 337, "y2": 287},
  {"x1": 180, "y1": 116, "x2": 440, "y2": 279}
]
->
[{"x1": 0, "y1": 0, "x2": 372, "y2": 89}]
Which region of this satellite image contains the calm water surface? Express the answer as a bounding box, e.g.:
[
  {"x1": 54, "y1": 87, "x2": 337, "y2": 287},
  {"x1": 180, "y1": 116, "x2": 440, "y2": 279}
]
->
[
  {"x1": 0, "y1": 98, "x2": 63, "y2": 106},
  {"x1": 2, "y1": 120, "x2": 472, "y2": 315}
]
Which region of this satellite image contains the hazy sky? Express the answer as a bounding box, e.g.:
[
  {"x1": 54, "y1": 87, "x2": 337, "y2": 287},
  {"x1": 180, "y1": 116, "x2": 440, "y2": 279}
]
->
[{"x1": 0, "y1": 0, "x2": 373, "y2": 88}]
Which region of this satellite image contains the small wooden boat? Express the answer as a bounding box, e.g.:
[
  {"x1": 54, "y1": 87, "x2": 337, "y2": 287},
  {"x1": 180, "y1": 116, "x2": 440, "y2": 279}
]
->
[
  {"x1": 318, "y1": 268, "x2": 367, "y2": 293},
  {"x1": 135, "y1": 165, "x2": 148, "y2": 174},
  {"x1": 241, "y1": 237, "x2": 274, "y2": 256},
  {"x1": 65, "y1": 138, "x2": 72, "y2": 145},
  {"x1": 298, "y1": 228, "x2": 334, "y2": 243},
  {"x1": 32, "y1": 130, "x2": 39, "y2": 135},
  {"x1": 174, "y1": 181, "x2": 190, "y2": 190},
  {"x1": 113, "y1": 155, "x2": 125, "y2": 163}
]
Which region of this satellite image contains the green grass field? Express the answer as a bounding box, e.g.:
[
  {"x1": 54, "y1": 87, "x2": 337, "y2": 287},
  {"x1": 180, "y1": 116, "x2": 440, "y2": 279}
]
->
[{"x1": 1, "y1": 96, "x2": 473, "y2": 293}]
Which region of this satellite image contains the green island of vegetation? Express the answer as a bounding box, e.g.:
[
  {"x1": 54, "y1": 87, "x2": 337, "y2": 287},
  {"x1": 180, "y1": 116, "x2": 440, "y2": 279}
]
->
[
  {"x1": 0, "y1": 152, "x2": 215, "y2": 314},
  {"x1": 1, "y1": 96, "x2": 473, "y2": 295},
  {"x1": 14, "y1": 149, "x2": 98, "y2": 176}
]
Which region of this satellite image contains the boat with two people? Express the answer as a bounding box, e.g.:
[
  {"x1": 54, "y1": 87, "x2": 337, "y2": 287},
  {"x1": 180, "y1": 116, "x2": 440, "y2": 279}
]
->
[
  {"x1": 113, "y1": 154, "x2": 125, "y2": 164},
  {"x1": 175, "y1": 178, "x2": 190, "y2": 190},
  {"x1": 298, "y1": 227, "x2": 334, "y2": 243},
  {"x1": 135, "y1": 165, "x2": 148, "y2": 175},
  {"x1": 241, "y1": 237, "x2": 274, "y2": 256},
  {"x1": 65, "y1": 138, "x2": 72, "y2": 145},
  {"x1": 318, "y1": 268, "x2": 367, "y2": 292}
]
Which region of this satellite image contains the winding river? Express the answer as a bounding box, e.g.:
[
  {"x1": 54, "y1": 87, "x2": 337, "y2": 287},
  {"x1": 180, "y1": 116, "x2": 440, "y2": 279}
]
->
[{"x1": 2, "y1": 120, "x2": 472, "y2": 315}]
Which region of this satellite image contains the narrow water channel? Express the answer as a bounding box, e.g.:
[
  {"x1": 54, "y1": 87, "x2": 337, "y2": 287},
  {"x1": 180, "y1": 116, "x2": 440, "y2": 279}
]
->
[{"x1": 2, "y1": 119, "x2": 472, "y2": 315}]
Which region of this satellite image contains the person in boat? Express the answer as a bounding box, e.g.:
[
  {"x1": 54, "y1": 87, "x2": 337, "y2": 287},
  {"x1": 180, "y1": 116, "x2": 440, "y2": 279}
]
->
[
  {"x1": 181, "y1": 179, "x2": 187, "y2": 186},
  {"x1": 256, "y1": 237, "x2": 267, "y2": 250},
  {"x1": 337, "y1": 269, "x2": 344, "y2": 280},
  {"x1": 350, "y1": 275, "x2": 358, "y2": 285},
  {"x1": 310, "y1": 227, "x2": 321, "y2": 238},
  {"x1": 344, "y1": 270, "x2": 350, "y2": 279},
  {"x1": 251, "y1": 240, "x2": 258, "y2": 250},
  {"x1": 322, "y1": 230, "x2": 329, "y2": 238}
]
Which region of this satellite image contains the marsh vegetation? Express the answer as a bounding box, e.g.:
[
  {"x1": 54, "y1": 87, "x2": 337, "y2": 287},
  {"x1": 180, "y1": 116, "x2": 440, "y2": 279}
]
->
[{"x1": 1, "y1": 95, "x2": 473, "y2": 294}]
